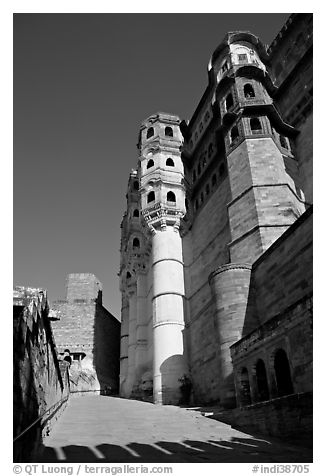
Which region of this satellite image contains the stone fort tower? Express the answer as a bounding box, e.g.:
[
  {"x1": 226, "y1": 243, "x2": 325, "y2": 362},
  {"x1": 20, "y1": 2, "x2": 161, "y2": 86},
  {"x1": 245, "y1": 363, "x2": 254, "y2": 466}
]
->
[
  {"x1": 51, "y1": 273, "x2": 120, "y2": 394},
  {"x1": 120, "y1": 16, "x2": 312, "y2": 408}
]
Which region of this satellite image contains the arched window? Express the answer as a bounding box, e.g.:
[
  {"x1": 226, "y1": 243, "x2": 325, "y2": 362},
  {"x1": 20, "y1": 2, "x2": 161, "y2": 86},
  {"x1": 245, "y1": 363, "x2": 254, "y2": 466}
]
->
[
  {"x1": 167, "y1": 191, "x2": 176, "y2": 203},
  {"x1": 133, "y1": 181, "x2": 139, "y2": 191},
  {"x1": 231, "y1": 125, "x2": 239, "y2": 143},
  {"x1": 226, "y1": 93, "x2": 234, "y2": 111},
  {"x1": 280, "y1": 135, "x2": 288, "y2": 149},
  {"x1": 147, "y1": 159, "x2": 154, "y2": 169},
  {"x1": 197, "y1": 163, "x2": 201, "y2": 175},
  {"x1": 165, "y1": 126, "x2": 173, "y2": 137},
  {"x1": 133, "y1": 209, "x2": 139, "y2": 217},
  {"x1": 274, "y1": 349, "x2": 294, "y2": 397},
  {"x1": 250, "y1": 117, "x2": 262, "y2": 133},
  {"x1": 239, "y1": 367, "x2": 252, "y2": 406},
  {"x1": 192, "y1": 170, "x2": 197, "y2": 182},
  {"x1": 133, "y1": 237, "x2": 140, "y2": 249},
  {"x1": 166, "y1": 158, "x2": 174, "y2": 167},
  {"x1": 205, "y1": 183, "x2": 210, "y2": 196},
  {"x1": 147, "y1": 191, "x2": 155, "y2": 203},
  {"x1": 212, "y1": 174, "x2": 217, "y2": 186},
  {"x1": 219, "y1": 163, "x2": 225, "y2": 177},
  {"x1": 126, "y1": 272, "x2": 131, "y2": 280},
  {"x1": 244, "y1": 83, "x2": 255, "y2": 98},
  {"x1": 147, "y1": 127, "x2": 154, "y2": 139},
  {"x1": 255, "y1": 359, "x2": 269, "y2": 402}
]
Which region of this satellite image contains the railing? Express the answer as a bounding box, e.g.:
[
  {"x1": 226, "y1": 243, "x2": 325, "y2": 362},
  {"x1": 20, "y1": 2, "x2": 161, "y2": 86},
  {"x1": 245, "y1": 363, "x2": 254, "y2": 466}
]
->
[{"x1": 13, "y1": 394, "x2": 69, "y2": 443}]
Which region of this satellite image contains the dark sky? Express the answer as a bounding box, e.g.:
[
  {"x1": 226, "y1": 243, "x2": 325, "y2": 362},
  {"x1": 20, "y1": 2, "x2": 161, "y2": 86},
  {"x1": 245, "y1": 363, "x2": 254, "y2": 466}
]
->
[{"x1": 14, "y1": 13, "x2": 290, "y2": 317}]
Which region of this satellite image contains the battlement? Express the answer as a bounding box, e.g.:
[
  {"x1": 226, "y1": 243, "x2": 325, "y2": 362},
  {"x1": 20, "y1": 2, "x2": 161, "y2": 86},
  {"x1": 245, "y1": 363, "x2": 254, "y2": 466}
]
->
[{"x1": 65, "y1": 273, "x2": 103, "y2": 304}]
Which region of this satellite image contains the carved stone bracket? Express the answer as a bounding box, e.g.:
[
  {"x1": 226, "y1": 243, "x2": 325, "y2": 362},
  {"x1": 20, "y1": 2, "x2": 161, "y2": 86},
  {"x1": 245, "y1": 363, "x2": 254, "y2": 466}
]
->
[{"x1": 142, "y1": 204, "x2": 184, "y2": 233}]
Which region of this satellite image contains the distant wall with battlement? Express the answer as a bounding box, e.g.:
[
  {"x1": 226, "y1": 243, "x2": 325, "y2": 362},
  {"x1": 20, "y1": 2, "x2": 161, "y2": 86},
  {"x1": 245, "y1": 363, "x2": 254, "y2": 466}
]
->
[{"x1": 51, "y1": 273, "x2": 120, "y2": 394}]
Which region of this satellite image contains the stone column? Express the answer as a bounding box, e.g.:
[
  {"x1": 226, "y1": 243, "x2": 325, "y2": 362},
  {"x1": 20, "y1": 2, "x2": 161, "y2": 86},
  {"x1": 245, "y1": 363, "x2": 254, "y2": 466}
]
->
[
  {"x1": 135, "y1": 272, "x2": 148, "y2": 380},
  {"x1": 151, "y1": 224, "x2": 188, "y2": 405},
  {"x1": 119, "y1": 296, "x2": 129, "y2": 396},
  {"x1": 209, "y1": 263, "x2": 252, "y2": 408},
  {"x1": 125, "y1": 284, "x2": 137, "y2": 396}
]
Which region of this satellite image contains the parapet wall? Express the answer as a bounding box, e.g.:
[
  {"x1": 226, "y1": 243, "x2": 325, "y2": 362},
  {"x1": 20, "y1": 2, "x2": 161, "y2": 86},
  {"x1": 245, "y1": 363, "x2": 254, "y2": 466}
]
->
[{"x1": 13, "y1": 287, "x2": 70, "y2": 462}]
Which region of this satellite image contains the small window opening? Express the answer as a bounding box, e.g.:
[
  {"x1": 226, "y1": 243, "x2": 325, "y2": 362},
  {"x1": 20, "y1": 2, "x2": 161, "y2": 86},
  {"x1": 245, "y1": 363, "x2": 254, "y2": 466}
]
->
[
  {"x1": 147, "y1": 191, "x2": 155, "y2": 203},
  {"x1": 147, "y1": 159, "x2": 154, "y2": 169},
  {"x1": 126, "y1": 272, "x2": 131, "y2": 279},
  {"x1": 165, "y1": 126, "x2": 173, "y2": 137},
  {"x1": 238, "y1": 53, "x2": 248, "y2": 62},
  {"x1": 250, "y1": 117, "x2": 262, "y2": 133},
  {"x1": 133, "y1": 237, "x2": 140, "y2": 248},
  {"x1": 147, "y1": 127, "x2": 154, "y2": 139},
  {"x1": 167, "y1": 191, "x2": 176, "y2": 203},
  {"x1": 226, "y1": 93, "x2": 234, "y2": 111},
  {"x1": 231, "y1": 125, "x2": 239, "y2": 143},
  {"x1": 244, "y1": 84, "x2": 255, "y2": 98},
  {"x1": 166, "y1": 158, "x2": 174, "y2": 166},
  {"x1": 133, "y1": 209, "x2": 139, "y2": 217},
  {"x1": 133, "y1": 181, "x2": 139, "y2": 191},
  {"x1": 280, "y1": 135, "x2": 288, "y2": 149}
]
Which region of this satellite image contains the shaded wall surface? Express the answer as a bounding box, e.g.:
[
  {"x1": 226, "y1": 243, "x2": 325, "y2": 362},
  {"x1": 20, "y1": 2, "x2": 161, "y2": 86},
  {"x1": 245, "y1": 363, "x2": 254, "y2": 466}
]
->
[
  {"x1": 217, "y1": 392, "x2": 312, "y2": 447},
  {"x1": 231, "y1": 207, "x2": 312, "y2": 406},
  {"x1": 13, "y1": 287, "x2": 70, "y2": 462},
  {"x1": 51, "y1": 274, "x2": 120, "y2": 394}
]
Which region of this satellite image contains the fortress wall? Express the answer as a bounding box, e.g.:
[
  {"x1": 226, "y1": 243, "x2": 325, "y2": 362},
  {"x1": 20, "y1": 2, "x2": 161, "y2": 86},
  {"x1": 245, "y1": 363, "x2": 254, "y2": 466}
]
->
[
  {"x1": 183, "y1": 178, "x2": 232, "y2": 403},
  {"x1": 252, "y1": 206, "x2": 312, "y2": 326},
  {"x1": 294, "y1": 114, "x2": 313, "y2": 204},
  {"x1": 13, "y1": 288, "x2": 69, "y2": 462}
]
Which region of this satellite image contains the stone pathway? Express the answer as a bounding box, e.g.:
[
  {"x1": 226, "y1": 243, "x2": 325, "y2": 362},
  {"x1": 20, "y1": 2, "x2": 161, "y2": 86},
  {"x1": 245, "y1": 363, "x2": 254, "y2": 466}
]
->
[{"x1": 38, "y1": 395, "x2": 312, "y2": 463}]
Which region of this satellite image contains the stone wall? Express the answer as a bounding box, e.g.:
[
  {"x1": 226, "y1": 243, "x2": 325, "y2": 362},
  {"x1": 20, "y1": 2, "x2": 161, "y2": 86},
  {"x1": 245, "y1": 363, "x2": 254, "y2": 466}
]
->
[
  {"x1": 231, "y1": 207, "x2": 313, "y2": 407},
  {"x1": 183, "y1": 177, "x2": 232, "y2": 404},
  {"x1": 268, "y1": 13, "x2": 313, "y2": 204},
  {"x1": 13, "y1": 287, "x2": 70, "y2": 462},
  {"x1": 51, "y1": 273, "x2": 120, "y2": 394},
  {"x1": 250, "y1": 206, "x2": 312, "y2": 326},
  {"x1": 217, "y1": 392, "x2": 312, "y2": 447}
]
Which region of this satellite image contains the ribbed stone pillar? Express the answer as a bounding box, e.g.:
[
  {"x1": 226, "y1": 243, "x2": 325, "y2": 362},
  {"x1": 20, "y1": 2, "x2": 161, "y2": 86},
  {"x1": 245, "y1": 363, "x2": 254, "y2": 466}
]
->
[
  {"x1": 119, "y1": 297, "x2": 129, "y2": 396},
  {"x1": 125, "y1": 285, "x2": 137, "y2": 396},
  {"x1": 152, "y1": 225, "x2": 187, "y2": 405},
  {"x1": 209, "y1": 263, "x2": 252, "y2": 408}
]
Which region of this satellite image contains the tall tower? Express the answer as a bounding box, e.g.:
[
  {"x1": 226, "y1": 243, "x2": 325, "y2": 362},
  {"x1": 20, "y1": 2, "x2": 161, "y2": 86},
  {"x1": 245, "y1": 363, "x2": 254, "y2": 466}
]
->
[
  {"x1": 138, "y1": 113, "x2": 188, "y2": 404},
  {"x1": 206, "y1": 32, "x2": 307, "y2": 407}
]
